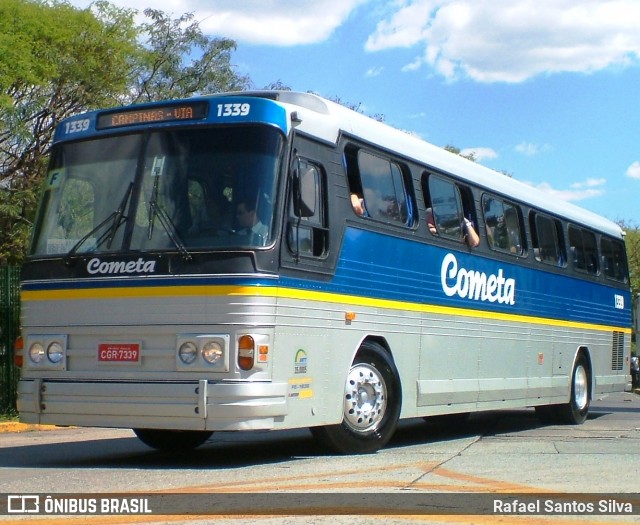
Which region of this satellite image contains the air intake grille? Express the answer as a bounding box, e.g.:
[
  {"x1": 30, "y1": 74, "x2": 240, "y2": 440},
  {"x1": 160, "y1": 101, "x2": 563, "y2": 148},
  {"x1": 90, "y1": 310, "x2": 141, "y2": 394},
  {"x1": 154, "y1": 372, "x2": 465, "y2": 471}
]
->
[{"x1": 611, "y1": 331, "x2": 624, "y2": 371}]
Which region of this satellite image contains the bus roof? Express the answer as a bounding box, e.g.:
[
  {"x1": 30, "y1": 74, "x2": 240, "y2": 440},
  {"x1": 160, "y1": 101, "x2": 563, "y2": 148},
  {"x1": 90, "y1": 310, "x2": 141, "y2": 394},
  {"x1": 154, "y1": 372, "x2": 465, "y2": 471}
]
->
[{"x1": 226, "y1": 90, "x2": 623, "y2": 240}]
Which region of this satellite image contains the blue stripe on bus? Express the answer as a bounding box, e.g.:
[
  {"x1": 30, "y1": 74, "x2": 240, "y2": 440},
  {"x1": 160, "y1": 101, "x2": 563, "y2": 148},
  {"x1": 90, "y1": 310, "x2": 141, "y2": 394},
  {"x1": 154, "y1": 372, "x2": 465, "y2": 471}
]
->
[{"x1": 21, "y1": 228, "x2": 631, "y2": 329}]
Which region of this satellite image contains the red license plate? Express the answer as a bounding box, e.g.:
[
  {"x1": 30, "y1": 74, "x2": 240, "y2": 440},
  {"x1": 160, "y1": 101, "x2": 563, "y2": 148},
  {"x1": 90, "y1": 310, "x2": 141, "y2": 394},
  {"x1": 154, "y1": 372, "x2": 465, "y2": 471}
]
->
[{"x1": 98, "y1": 343, "x2": 141, "y2": 363}]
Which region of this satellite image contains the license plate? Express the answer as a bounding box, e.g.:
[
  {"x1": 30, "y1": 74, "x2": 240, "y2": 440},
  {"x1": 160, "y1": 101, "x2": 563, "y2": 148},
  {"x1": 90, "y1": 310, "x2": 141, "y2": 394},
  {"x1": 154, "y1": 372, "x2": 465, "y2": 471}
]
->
[{"x1": 98, "y1": 343, "x2": 141, "y2": 364}]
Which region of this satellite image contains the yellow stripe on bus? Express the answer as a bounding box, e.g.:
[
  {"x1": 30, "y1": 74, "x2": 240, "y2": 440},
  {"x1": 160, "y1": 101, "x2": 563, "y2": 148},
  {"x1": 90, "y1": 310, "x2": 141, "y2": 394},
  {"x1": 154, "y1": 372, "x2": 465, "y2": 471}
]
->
[{"x1": 21, "y1": 284, "x2": 631, "y2": 334}]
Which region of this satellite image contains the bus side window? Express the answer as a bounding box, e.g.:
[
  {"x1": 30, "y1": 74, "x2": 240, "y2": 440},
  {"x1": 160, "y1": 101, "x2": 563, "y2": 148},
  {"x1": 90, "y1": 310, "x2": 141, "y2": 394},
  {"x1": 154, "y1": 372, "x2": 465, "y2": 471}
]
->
[
  {"x1": 601, "y1": 237, "x2": 629, "y2": 282},
  {"x1": 568, "y1": 224, "x2": 599, "y2": 275},
  {"x1": 344, "y1": 144, "x2": 414, "y2": 226},
  {"x1": 425, "y1": 175, "x2": 463, "y2": 239},
  {"x1": 530, "y1": 212, "x2": 565, "y2": 266},
  {"x1": 287, "y1": 158, "x2": 327, "y2": 258},
  {"x1": 423, "y1": 173, "x2": 477, "y2": 246},
  {"x1": 482, "y1": 194, "x2": 524, "y2": 255}
]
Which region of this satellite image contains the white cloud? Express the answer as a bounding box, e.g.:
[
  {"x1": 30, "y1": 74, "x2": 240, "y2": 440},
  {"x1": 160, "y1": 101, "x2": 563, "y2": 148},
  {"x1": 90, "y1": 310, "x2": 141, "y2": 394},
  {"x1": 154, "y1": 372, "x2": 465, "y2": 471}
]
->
[
  {"x1": 460, "y1": 147, "x2": 497, "y2": 162},
  {"x1": 365, "y1": 66, "x2": 385, "y2": 78},
  {"x1": 515, "y1": 142, "x2": 551, "y2": 156},
  {"x1": 626, "y1": 161, "x2": 640, "y2": 179},
  {"x1": 69, "y1": 0, "x2": 369, "y2": 46},
  {"x1": 366, "y1": 0, "x2": 640, "y2": 83},
  {"x1": 570, "y1": 178, "x2": 607, "y2": 189},
  {"x1": 527, "y1": 178, "x2": 605, "y2": 202}
]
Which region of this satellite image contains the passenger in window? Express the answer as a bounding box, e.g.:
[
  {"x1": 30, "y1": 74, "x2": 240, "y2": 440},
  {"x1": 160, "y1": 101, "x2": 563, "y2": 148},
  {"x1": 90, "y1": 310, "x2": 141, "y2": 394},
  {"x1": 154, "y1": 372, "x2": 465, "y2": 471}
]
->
[
  {"x1": 235, "y1": 198, "x2": 268, "y2": 244},
  {"x1": 426, "y1": 208, "x2": 438, "y2": 235},
  {"x1": 427, "y1": 206, "x2": 478, "y2": 247},
  {"x1": 462, "y1": 217, "x2": 480, "y2": 247},
  {"x1": 350, "y1": 193, "x2": 367, "y2": 216}
]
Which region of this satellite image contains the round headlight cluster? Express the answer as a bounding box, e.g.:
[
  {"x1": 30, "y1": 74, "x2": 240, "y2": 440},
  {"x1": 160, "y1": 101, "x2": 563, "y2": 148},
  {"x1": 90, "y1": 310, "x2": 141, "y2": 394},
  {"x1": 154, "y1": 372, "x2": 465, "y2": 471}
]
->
[
  {"x1": 29, "y1": 343, "x2": 45, "y2": 364},
  {"x1": 178, "y1": 342, "x2": 198, "y2": 364},
  {"x1": 47, "y1": 342, "x2": 64, "y2": 363},
  {"x1": 178, "y1": 338, "x2": 226, "y2": 368},
  {"x1": 202, "y1": 341, "x2": 223, "y2": 365},
  {"x1": 28, "y1": 341, "x2": 64, "y2": 365}
]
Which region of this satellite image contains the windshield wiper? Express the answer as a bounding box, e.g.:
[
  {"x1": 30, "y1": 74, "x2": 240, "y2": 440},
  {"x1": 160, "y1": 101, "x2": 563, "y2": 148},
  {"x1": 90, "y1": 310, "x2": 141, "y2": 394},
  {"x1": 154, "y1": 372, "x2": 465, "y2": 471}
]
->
[
  {"x1": 64, "y1": 182, "x2": 133, "y2": 263},
  {"x1": 147, "y1": 157, "x2": 192, "y2": 261},
  {"x1": 106, "y1": 182, "x2": 134, "y2": 249}
]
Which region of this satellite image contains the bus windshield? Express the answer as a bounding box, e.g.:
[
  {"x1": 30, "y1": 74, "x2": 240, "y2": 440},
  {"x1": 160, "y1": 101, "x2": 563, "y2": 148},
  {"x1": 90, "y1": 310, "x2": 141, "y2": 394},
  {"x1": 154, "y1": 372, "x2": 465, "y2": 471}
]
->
[{"x1": 31, "y1": 125, "x2": 283, "y2": 256}]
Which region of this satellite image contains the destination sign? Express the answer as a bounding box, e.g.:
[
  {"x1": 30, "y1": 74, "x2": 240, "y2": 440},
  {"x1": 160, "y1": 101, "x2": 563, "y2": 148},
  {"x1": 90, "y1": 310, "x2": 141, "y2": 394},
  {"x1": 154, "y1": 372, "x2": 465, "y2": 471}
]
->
[{"x1": 96, "y1": 102, "x2": 208, "y2": 130}]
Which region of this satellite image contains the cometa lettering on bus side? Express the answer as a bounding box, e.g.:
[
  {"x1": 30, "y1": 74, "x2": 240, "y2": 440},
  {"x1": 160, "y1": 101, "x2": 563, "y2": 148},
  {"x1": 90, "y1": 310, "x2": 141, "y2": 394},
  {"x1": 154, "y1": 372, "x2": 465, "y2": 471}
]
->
[
  {"x1": 87, "y1": 257, "x2": 156, "y2": 275},
  {"x1": 440, "y1": 253, "x2": 515, "y2": 305}
]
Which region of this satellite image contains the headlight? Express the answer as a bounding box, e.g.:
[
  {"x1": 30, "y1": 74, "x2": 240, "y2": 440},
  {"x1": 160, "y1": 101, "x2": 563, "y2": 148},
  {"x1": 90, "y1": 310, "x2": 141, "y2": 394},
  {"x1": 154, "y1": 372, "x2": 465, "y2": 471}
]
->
[
  {"x1": 202, "y1": 341, "x2": 224, "y2": 365},
  {"x1": 25, "y1": 335, "x2": 67, "y2": 369},
  {"x1": 178, "y1": 341, "x2": 198, "y2": 364},
  {"x1": 176, "y1": 334, "x2": 230, "y2": 371},
  {"x1": 47, "y1": 342, "x2": 64, "y2": 363},
  {"x1": 29, "y1": 343, "x2": 45, "y2": 364}
]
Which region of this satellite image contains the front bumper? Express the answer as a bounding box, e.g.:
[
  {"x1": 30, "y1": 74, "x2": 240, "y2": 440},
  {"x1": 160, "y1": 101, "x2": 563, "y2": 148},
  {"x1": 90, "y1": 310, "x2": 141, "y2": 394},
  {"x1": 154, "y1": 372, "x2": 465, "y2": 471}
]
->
[{"x1": 17, "y1": 378, "x2": 288, "y2": 431}]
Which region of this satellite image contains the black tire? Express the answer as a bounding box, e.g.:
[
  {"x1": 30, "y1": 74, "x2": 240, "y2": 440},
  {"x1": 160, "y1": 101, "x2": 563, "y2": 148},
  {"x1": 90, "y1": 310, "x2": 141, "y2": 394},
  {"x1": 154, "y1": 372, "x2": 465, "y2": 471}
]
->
[
  {"x1": 555, "y1": 353, "x2": 591, "y2": 424},
  {"x1": 133, "y1": 429, "x2": 213, "y2": 451},
  {"x1": 311, "y1": 341, "x2": 401, "y2": 454}
]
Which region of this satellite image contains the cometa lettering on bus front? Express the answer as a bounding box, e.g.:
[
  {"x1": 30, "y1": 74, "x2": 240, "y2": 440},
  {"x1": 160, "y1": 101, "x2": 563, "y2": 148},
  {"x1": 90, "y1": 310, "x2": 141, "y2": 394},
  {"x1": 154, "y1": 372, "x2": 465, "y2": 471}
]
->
[
  {"x1": 441, "y1": 253, "x2": 515, "y2": 305},
  {"x1": 87, "y1": 257, "x2": 156, "y2": 275}
]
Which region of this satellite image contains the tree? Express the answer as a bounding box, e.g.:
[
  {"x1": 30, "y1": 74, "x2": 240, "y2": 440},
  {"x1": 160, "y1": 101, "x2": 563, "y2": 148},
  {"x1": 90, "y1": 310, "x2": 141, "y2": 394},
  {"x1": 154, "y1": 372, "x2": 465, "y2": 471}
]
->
[
  {"x1": 0, "y1": 0, "x2": 138, "y2": 264},
  {"x1": 124, "y1": 8, "x2": 250, "y2": 104},
  {"x1": 0, "y1": 0, "x2": 250, "y2": 265},
  {"x1": 620, "y1": 222, "x2": 640, "y2": 299}
]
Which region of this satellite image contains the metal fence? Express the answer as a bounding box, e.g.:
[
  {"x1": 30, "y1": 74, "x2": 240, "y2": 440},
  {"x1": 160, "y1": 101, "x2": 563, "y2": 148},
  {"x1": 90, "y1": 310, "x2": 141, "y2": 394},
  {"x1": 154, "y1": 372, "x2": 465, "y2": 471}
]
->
[{"x1": 1, "y1": 266, "x2": 20, "y2": 414}]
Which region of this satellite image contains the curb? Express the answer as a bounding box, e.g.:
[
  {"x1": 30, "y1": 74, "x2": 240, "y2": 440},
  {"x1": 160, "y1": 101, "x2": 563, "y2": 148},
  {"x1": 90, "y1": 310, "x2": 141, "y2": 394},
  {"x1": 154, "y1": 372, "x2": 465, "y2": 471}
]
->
[{"x1": 0, "y1": 421, "x2": 60, "y2": 433}]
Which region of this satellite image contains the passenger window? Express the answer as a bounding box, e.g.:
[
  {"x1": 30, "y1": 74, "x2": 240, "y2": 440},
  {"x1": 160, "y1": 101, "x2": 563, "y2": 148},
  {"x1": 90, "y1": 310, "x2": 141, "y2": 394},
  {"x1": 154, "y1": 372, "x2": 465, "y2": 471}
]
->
[
  {"x1": 530, "y1": 212, "x2": 565, "y2": 267},
  {"x1": 344, "y1": 145, "x2": 414, "y2": 227},
  {"x1": 569, "y1": 225, "x2": 599, "y2": 275},
  {"x1": 482, "y1": 195, "x2": 524, "y2": 255},
  {"x1": 423, "y1": 174, "x2": 478, "y2": 246},
  {"x1": 428, "y1": 176, "x2": 463, "y2": 239},
  {"x1": 601, "y1": 238, "x2": 628, "y2": 282}
]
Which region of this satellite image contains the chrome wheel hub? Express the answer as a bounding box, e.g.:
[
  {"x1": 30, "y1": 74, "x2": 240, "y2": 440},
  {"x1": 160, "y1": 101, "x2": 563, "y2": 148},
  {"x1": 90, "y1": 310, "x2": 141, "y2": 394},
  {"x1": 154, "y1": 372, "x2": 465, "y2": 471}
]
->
[{"x1": 343, "y1": 363, "x2": 387, "y2": 433}]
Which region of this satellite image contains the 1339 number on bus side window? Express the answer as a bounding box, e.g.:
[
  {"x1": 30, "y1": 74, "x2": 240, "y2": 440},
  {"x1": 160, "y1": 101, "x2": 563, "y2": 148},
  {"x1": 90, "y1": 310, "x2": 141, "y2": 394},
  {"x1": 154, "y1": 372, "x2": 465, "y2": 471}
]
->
[{"x1": 216, "y1": 103, "x2": 250, "y2": 117}]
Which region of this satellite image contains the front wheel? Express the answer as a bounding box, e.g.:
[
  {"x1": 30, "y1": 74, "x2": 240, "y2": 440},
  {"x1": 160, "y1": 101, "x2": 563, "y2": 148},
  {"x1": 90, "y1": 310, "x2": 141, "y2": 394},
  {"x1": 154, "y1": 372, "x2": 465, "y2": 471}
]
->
[
  {"x1": 133, "y1": 429, "x2": 213, "y2": 451},
  {"x1": 311, "y1": 341, "x2": 402, "y2": 454}
]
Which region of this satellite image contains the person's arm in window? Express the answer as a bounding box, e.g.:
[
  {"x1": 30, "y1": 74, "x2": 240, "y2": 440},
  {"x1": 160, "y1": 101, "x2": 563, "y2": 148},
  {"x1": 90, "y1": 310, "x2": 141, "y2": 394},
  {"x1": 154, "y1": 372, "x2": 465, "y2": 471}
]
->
[{"x1": 463, "y1": 218, "x2": 480, "y2": 247}]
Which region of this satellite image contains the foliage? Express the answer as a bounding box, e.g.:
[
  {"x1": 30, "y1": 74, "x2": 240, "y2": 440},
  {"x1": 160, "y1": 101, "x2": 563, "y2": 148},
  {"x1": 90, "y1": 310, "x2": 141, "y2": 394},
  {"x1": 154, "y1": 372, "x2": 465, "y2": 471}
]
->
[
  {"x1": 444, "y1": 144, "x2": 476, "y2": 162},
  {"x1": 124, "y1": 9, "x2": 250, "y2": 104},
  {"x1": 0, "y1": 0, "x2": 250, "y2": 265},
  {"x1": 620, "y1": 222, "x2": 640, "y2": 299}
]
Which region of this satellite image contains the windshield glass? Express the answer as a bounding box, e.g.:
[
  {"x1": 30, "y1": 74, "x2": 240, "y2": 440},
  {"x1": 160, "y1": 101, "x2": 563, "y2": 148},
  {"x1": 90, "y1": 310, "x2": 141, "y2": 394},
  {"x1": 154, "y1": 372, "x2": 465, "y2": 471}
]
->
[{"x1": 31, "y1": 126, "x2": 283, "y2": 256}]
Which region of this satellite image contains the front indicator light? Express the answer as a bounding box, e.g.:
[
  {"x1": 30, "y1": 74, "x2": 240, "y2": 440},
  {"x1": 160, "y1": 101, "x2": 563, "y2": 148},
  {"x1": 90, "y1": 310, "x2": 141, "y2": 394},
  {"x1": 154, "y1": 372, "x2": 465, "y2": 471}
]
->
[
  {"x1": 202, "y1": 341, "x2": 224, "y2": 365},
  {"x1": 14, "y1": 336, "x2": 23, "y2": 368},
  {"x1": 47, "y1": 342, "x2": 64, "y2": 363},
  {"x1": 29, "y1": 343, "x2": 45, "y2": 364},
  {"x1": 238, "y1": 335, "x2": 255, "y2": 371},
  {"x1": 178, "y1": 341, "x2": 198, "y2": 364}
]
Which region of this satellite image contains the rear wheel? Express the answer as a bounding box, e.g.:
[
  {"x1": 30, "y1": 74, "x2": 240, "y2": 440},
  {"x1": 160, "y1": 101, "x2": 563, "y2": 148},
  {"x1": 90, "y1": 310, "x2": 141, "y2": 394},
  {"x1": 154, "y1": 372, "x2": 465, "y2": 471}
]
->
[
  {"x1": 556, "y1": 354, "x2": 591, "y2": 424},
  {"x1": 311, "y1": 341, "x2": 401, "y2": 454},
  {"x1": 535, "y1": 353, "x2": 591, "y2": 425},
  {"x1": 133, "y1": 429, "x2": 213, "y2": 451}
]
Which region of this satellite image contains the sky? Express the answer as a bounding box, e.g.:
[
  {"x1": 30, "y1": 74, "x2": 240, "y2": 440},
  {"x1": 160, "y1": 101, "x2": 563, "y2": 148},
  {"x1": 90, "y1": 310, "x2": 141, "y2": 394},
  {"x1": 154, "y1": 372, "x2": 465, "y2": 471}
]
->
[{"x1": 68, "y1": 0, "x2": 640, "y2": 223}]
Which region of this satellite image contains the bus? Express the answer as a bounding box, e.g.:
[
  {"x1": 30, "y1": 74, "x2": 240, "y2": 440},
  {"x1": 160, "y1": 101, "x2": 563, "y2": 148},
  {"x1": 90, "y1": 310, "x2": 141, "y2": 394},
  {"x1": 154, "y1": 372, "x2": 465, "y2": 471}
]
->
[{"x1": 15, "y1": 91, "x2": 632, "y2": 454}]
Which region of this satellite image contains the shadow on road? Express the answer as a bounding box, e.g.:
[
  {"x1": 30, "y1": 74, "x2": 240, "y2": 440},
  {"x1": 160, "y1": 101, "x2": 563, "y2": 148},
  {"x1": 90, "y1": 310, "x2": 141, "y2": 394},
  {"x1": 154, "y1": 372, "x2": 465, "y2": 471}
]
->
[{"x1": 0, "y1": 407, "x2": 589, "y2": 471}]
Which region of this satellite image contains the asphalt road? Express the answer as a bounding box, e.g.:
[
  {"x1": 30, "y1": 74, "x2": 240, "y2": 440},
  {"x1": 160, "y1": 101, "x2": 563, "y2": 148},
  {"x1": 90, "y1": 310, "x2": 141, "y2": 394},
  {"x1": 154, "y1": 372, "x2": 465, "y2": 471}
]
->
[{"x1": 0, "y1": 391, "x2": 639, "y2": 524}]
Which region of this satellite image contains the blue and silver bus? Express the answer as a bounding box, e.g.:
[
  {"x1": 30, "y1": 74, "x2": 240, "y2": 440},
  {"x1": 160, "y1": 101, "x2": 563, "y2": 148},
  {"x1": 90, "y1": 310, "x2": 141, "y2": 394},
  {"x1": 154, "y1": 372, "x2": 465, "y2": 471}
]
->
[{"x1": 16, "y1": 91, "x2": 632, "y2": 453}]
